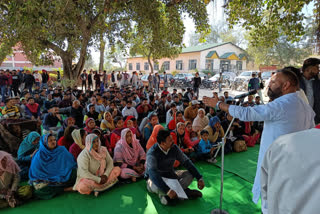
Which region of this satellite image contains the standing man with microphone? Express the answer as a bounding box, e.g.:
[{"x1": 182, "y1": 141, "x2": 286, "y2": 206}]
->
[{"x1": 203, "y1": 69, "x2": 315, "y2": 214}]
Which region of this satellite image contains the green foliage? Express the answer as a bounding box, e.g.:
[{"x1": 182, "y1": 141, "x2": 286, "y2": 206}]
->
[
  {"x1": 0, "y1": 0, "x2": 209, "y2": 80},
  {"x1": 224, "y1": 0, "x2": 313, "y2": 48},
  {"x1": 129, "y1": 0, "x2": 210, "y2": 72},
  {"x1": 189, "y1": 23, "x2": 244, "y2": 46}
]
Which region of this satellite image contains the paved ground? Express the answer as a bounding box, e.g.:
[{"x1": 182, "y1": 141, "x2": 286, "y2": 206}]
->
[{"x1": 168, "y1": 86, "x2": 270, "y2": 103}]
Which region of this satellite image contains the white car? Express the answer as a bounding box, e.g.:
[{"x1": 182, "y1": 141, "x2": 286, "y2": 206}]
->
[
  {"x1": 209, "y1": 72, "x2": 236, "y2": 82},
  {"x1": 234, "y1": 71, "x2": 258, "y2": 82}
]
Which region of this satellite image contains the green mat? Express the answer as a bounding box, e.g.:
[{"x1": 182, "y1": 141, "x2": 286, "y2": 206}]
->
[
  {"x1": 215, "y1": 145, "x2": 260, "y2": 184},
  {"x1": 1, "y1": 162, "x2": 261, "y2": 214}
]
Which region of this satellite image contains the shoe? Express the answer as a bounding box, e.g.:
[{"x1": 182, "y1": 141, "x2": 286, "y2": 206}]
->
[
  {"x1": 160, "y1": 195, "x2": 178, "y2": 206},
  {"x1": 206, "y1": 157, "x2": 217, "y2": 164},
  {"x1": 184, "y1": 188, "x2": 202, "y2": 199}
]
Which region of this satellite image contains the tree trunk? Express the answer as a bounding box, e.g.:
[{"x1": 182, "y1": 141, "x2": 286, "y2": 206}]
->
[
  {"x1": 316, "y1": 0, "x2": 320, "y2": 55},
  {"x1": 148, "y1": 52, "x2": 153, "y2": 73},
  {"x1": 99, "y1": 35, "x2": 105, "y2": 71}
]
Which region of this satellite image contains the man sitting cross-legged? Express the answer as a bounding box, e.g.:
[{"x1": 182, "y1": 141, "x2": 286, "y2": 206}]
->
[{"x1": 146, "y1": 129, "x2": 205, "y2": 206}]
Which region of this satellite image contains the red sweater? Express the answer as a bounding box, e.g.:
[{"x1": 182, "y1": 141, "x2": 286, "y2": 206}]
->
[
  {"x1": 57, "y1": 136, "x2": 73, "y2": 151},
  {"x1": 69, "y1": 143, "x2": 82, "y2": 160}
]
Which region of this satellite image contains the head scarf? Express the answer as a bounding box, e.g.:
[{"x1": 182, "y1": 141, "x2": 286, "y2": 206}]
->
[
  {"x1": 84, "y1": 118, "x2": 96, "y2": 133},
  {"x1": 29, "y1": 134, "x2": 77, "y2": 183},
  {"x1": 62, "y1": 117, "x2": 75, "y2": 129},
  {"x1": 192, "y1": 108, "x2": 209, "y2": 131},
  {"x1": 17, "y1": 131, "x2": 40, "y2": 159},
  {"x1": 175, "y1": 122, "x2": 185, "y2": 148},
  {"x1": 85, "y1": 134, "x2": 108, "y2": 176},
  {"x1": 101, "y1": 112, "x2": 115, "y2": 131},
  {"x1": 124, "y1": 115, "x2": 134, "y2": 128},
  {"x1": 209, "y1": 116, "x2": 221, "y2": 129},
  {"x1": 0, "y1": 151, "x2": 21, "y2": 175},
  {"x1": 146, "y1": 125, "x2": 164, "y2": 150},
  {"x1": 114, "y1": 128, "x2": 145, "y2": 166},
  {"x1": 72, "y1": 129, "x2": 85, "y2": 150}
]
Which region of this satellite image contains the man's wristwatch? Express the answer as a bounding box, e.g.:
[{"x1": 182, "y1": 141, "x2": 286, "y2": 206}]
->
[{"x1": 216, "y1": 101, "x2": 222, "y2": 111}]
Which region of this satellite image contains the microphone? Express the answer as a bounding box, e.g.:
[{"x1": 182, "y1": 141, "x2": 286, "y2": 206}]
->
[{"x1": 233, "y1": 90, "x2": 257, "y2": 99}]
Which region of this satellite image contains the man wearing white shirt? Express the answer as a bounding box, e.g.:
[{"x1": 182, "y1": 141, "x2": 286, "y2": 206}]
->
[
  {"x1": 204, "y1": 69, "x2": 315, "y2": 214},
  {"x1": 261, "y1": 125, "x2": 320, "y2": 214},
  {"x1": 122, "y1": 100, "x2": 138, "y2": 119}
]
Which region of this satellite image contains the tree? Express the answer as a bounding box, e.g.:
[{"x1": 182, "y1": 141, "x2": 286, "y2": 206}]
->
[
  {"x1": 129, "y1": 1, "x2": 210, "y2": 73},
  {"x1": 224, "y1": 0, "x2": 315, "y2": 49},
  {"x1": 0, "y1": 0, "x2": 210, "y2": 81},
  {"x1": 246, "y1": 34, "x2": 312, "y2": 67},
  {"x1": 188, "y1": 23, "x2": 243, "y2": 46}
]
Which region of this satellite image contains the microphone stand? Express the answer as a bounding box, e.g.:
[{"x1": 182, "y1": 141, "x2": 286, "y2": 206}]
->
[{"x1": 211, "y1": 98, "x2": 244, "y2": 214}]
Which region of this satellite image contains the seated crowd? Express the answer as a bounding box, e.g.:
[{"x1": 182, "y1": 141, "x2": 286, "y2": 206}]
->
[{"x1": 0, "y1": 70, "x2": 264, "y2": 208}]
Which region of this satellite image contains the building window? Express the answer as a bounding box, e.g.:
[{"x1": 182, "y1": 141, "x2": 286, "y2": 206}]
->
[
  {"x1": 136, "y1": 63, "x2": 140, "y2": 71},
  {"x1": 220, "y1": 60, "x2": 230, "y2": 72},
  {"x1": 144, "y1": 62, "x2": 149, "y2": 71},
  {"x1": 205, "y1": 59, "x2": 213, "y2": 71},
  {"x1": 154, "y1": 62, "x2": 159, "y2": 70},
  {"x1": 188, "y1": 59, "x2": 197, "y2": 70},
  {"x1": 176, "y1": 60, "x2": 183, "y2": 70},
  {"x1": 129, "y1": 63, "x2": 133, "y2": 70},
  {"x1": 236, "y1": 61, "x2": 242, "y2": 70},
  {"x1": 162, "y1": 61, "x2": 170, "y2": 71}
]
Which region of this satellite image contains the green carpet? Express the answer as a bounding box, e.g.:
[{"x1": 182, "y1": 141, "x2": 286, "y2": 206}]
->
[
  {"x1": 215, "y1": 145, "x2": 260, "y2": 184},
  {"x1": 1, "y1": 162, "x2": 261, "y2": 214}
]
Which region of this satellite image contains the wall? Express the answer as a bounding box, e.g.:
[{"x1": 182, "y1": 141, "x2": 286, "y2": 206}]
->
[
  {"x1": 127, "y1": 52, "x2": 201, "y2": 73},
  {"x1": 127, "y1": 43, "x2": 247, "y2": 73}
]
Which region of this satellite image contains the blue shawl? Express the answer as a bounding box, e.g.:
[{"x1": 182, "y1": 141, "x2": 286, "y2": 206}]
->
[
  {"x1": 29, "y1": 134, "x2": 77, "y2": 183},
  {"x1": 17, "y1": 131, "x2": 40, "y2": 161}
]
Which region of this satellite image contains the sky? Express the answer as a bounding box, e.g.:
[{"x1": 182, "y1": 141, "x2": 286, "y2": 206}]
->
[{"x1": 91, "y1": 0, "x2": 315, "y2": 65}]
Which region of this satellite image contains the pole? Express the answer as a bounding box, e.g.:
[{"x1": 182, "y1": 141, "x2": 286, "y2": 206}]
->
[{"x1": 211, "y1": 99, "x2": 243, "y2": 214}]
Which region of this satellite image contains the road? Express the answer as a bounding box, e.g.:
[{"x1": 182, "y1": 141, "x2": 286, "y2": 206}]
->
[{"x1": 168, "y1": 87, "x2": 270, "y2": 103}]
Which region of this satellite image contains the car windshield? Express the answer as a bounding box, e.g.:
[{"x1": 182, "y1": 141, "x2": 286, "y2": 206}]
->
[
  {"x1": 239, "y1": 71, "x2": 252, "y2": 76},
  {"x1": 185, "y1": 73, "x2": 193, "y2": 77},
  {"x1": 262, "y1": 72, "x2": 272, "y2": 78}
]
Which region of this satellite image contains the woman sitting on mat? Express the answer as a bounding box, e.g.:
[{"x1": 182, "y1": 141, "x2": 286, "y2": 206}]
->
[
  {"x1": 185, "y1": 121, "x2": 200, "y2": 146},
  {"x1": 113, "y1": 128, "x2": 146, "y2": 182},
  {"x1": 69, "y1": 129, "x2": 87, "y2": 160},
  {"x1": 100, "y1": 112, "x2": 115, "y2": 133},
  {"x1": 0, "y1": 151, "x2": 32, "y2": 208},
  {"x1": 110, "y1": 116, "x2": 125, "y2": 152},
  {"x1": 57, "y1": 125, "x2": 77, "y2": 151},
  {"x1": 74, "y1": 134, "x2": 121, "y2": 197},
  {"x1": 171, "y1": 122, "x2": 197, "y2": 159},
  {"x1": 146, "y1": 124, "x2": 164, "y2": 151},
  {"x1": 17, "y1": 131, "x2": 40, "y2": 180},
  {"x1": 84, "y1": 118, "x2": 98, "y2": 134},
  {"x1": 192, "y1": 108, "x2": 209, "y2": 133},
  {"x1": 29, "y1": 134, "x2": 77, "y2": 200},
  {"x1": 57, "y1": 117, "x2": 76, "y2": 141},
  {"x1": 167, "y1": 111, "x2": 184, "y2": 131}
]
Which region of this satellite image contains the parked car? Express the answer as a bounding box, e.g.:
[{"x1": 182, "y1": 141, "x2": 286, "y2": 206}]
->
[
  {"x1": 199, "y1": 72, "x2": 208, "y2": 80},
  {"x1": 174, "y1": 73, "x2": 194, "y2": 81},
  {"x1": 159, "y1": 74, "x2": 174, "y2": 81},
  {"x1": 234, "y1": 71, "x2": 258, "y2": 82},
  {"x1": 261, "y1": 71, "x2": 273, "y2": 80},
  {"x1": 141, "y1": 74, "x2": 164, "y2": 89},
  {"x1": 209, "y1": 72, "x2": 236, "y2": 82}
]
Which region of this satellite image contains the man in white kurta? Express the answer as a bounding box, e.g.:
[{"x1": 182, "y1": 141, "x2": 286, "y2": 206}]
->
[
  {"x1": 261, "y1": 126, "x2": 320, "y2": 214},
  {"x1": 203, "y1": 70, "x2": 315, "y2": 213}
]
